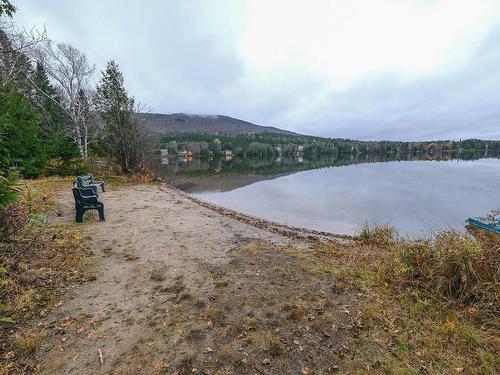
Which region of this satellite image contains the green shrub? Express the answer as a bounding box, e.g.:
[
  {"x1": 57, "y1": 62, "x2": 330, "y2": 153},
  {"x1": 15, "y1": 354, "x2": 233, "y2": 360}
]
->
[
  {"x1": 45, "y1": 157, "x2": 89, "y2": 177},
  {"x1": 0, "y1": 172, "x2": 21, "y2": 209}
]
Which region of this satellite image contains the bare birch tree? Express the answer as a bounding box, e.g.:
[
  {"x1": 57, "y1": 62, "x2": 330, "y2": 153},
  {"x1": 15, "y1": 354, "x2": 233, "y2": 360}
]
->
[
  {"x1": 34, "y1": 42, "x2": 98, "y2": 156},
  {"x1": 75, "y1": 87, "x2": 102, "y2": 157}
]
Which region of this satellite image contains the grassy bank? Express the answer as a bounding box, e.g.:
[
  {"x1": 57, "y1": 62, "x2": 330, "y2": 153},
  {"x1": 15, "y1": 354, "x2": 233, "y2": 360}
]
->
[
  {"x1": 172, "y1": 226, "x2": 498, "y2": 374},
  {"x1": 319, "y1": 226, "x2": 499, "y2": 373},
  {"x1": 0, "y1": 178, "x2": 92, "y2": 372}
]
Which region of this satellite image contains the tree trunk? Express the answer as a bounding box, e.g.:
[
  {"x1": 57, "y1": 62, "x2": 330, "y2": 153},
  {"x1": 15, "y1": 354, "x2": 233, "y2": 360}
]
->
[
  {"x1": 83, "y1": 123, "x2": 88, "y2": 157},
  {"x1": 74, "y1": 120, "x2": 84, "y2": 156}
]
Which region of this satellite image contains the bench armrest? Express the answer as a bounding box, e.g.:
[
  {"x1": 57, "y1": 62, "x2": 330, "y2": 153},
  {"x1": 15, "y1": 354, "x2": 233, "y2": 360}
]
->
[
  {"x1": 78, "y1": 186, "x2": 96, "y2": 196},
  {"x1": 80, "y1": 195, "x2": 99, "y2": 204},
  {"x1": 81, "y1": 182, "x2": 98, "y2": 193}
]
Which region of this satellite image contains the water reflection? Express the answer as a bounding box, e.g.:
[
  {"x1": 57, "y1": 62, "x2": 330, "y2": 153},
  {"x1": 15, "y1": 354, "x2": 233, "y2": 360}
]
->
[
  {"x1": 156, "y1": 150, "x2": 499, "y2": 193},
  {"x1": 154, "y1": 152, "x2": 500, "y2": 236}
]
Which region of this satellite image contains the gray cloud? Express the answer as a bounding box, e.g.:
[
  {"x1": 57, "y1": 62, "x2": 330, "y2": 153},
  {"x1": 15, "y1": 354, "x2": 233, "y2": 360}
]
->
[
  {"x1": 14, "y1": 0, "x2": 500, "y2": 140},
  {"x1": 308, "y1": 26, "x2": 500, "y2": 141}
]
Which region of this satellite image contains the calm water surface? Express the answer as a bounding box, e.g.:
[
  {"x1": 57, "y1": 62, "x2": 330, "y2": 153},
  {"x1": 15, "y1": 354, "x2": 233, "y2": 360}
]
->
[{"x1": 162, "y1": 158, "x2": 500, "y2": 236}]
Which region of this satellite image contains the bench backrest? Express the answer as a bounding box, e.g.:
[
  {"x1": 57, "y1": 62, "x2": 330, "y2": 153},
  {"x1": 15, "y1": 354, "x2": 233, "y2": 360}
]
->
[
  {"x1": 72, "y1": 185, "x2": 83, "y2": 205},
  {"x1": 77, "y1": 176, "x2": 93, "y2": 187},
  {"x1": 73, "y1": 183, "x2": 96, "y2": 203}
]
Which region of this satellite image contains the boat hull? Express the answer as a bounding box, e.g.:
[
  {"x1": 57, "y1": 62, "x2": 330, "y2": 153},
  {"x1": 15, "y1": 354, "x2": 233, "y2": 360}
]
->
[{"x1": 467, "y1": 217, "x2": 500, "y2": 234}]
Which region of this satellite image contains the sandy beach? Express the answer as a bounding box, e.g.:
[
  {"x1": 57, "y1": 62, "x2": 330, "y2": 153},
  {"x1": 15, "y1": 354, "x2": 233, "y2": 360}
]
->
[{"x1": 38, "y1": 183, "x2": 356, "y2": 374}]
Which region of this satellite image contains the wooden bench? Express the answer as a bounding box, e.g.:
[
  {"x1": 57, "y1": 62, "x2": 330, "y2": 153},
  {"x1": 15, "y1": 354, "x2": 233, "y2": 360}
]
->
[{"x1": 72, "y1": 183, "x2": 105, "y2": 222}]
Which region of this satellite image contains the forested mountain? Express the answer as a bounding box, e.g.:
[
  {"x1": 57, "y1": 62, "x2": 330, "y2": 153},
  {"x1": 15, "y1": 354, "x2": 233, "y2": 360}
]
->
[{"x1": 139, "y1": 113, "x2": 296, "y2": 135}]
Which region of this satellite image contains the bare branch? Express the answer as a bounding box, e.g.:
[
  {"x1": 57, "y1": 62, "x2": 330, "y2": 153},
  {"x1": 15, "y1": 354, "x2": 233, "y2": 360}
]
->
[{"x1": 33, "y1": 42, "x2": 97, "y2": 156}]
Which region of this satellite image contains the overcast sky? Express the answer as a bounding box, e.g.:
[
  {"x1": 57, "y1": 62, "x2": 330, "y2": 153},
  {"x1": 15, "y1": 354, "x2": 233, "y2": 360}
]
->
[{"x1": 14, "y1": 0, "x2": 500, "y2": 140}]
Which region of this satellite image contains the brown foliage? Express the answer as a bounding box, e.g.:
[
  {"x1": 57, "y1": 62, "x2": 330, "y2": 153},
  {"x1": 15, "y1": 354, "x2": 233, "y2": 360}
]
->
[
  {"x1": 0, "y1": 184, "x2": 91, "y2": 372},
  {"x1": 377, "y1": 227, "x2": 500, "y2": 311}
]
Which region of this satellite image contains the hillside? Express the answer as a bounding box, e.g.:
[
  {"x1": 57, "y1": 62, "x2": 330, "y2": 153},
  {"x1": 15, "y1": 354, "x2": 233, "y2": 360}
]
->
[{"x1": 139, "y1": 113, "x2": 296, "y2": 135}]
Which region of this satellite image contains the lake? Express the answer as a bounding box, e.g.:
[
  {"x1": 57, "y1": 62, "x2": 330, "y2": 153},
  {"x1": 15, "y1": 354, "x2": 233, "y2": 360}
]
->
[{"x1": 156, "y1": 154, "x2": 500, "y2": 236}]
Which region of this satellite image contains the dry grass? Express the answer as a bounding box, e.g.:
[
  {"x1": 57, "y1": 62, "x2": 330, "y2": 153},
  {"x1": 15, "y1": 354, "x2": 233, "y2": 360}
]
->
[
  {"x1": 317, "y1": 225, "x2": 500, "y2": 374},
  {"x1": 376, "y1": 227, "x2": 499, "y2": 311},
  {"x1": 103, "y1": 169, "x2": 158, "y2": 187},
  {"x1": 149, "y1": 241, "x2": 358, "y2": 374},
  {"x1": 22, "y1": 176, "x2": 75, "y2": 210},
  {"x1": 157, "y1": 228, "x2": 498, "y2": 374},
  {"x1": 15, "y1": 330, "x2": 42, "y2": 354},
  {"x1": 150, "y1": 268, "x2": 166, "y2": 282},
  {"x1": 0, "y1": 178, "x2": 92, "y2": 373}
]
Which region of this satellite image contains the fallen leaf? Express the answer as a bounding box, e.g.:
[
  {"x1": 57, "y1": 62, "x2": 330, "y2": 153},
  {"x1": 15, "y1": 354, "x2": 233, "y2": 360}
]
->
[
  {"x1": 3, "y1": 351, "x2": 15, "y2": 360},
  {"x1": 153, "y1": 362, "x2": 169, "y2": 370}
]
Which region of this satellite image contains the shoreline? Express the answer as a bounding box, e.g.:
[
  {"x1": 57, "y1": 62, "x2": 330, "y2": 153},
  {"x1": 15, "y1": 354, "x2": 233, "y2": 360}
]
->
[{"x1": 163, "y1": 182, "x2": 355, "y2": 242}]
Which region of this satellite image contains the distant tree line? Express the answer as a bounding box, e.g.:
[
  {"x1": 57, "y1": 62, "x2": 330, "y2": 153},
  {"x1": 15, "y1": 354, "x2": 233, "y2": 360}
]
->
[{"x1": 160, "y1": 132, "x2": 500, "y2": 159}]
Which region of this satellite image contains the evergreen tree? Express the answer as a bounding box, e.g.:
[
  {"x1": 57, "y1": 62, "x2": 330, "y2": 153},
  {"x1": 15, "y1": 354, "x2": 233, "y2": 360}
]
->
[
  {"x1": 94, "y1": 60, "x2": 146, "y2": 172},
  {"x1": 94, "y1": 60, "x2": 134, "y2": 126},
  {"x1": 0, "y1": 85, "x2": 46, "y2": 177},
  {"x1": 31, "y1": 62, "x2": 79, "y2": 160},
  {"x1": 32, "y1": 62, "x2": 63, "y2": 138},
  {"x1": 0, "y1": 0, "x2": 15, "y2": 17}
]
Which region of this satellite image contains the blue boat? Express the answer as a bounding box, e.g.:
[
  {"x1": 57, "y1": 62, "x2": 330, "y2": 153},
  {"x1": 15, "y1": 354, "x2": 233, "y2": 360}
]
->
[{"x1": 467, "y1": 217, "x2": 500, "y2": 234}]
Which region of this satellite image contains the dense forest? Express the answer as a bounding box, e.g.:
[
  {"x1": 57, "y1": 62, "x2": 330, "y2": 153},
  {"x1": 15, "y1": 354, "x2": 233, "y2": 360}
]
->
[{"x1": 161, "y1": 132, "x2": 500, "y2": 159}]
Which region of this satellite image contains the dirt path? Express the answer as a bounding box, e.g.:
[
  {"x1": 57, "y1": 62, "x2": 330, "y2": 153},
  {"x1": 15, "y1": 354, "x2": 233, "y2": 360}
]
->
[{"x1": 38, "y1": 184, "x2": 358, "y2": 374}]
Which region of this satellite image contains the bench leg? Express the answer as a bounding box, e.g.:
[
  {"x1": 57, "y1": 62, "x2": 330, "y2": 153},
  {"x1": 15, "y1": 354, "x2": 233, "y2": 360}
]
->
[
  {"x1": 98, "y1": 205, "x2": 105, "y2": 221},
  {"x1": 75, "y1": 208, "x2": 84, "y2": 223}
]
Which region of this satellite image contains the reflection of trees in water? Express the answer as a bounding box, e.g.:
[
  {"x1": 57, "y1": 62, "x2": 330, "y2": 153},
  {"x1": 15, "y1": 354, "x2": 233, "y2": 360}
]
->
[{"x1": 155, "y1": 149, "x2": 500, "y2": 178}]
